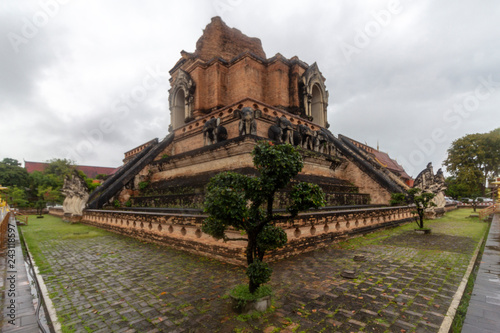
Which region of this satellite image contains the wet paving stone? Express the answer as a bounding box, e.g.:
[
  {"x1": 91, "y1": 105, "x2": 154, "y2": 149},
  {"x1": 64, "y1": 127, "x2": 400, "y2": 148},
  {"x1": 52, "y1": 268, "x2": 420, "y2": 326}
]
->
[{"x1": 24, "y1": 223, "x2": 483, "y2": 332}]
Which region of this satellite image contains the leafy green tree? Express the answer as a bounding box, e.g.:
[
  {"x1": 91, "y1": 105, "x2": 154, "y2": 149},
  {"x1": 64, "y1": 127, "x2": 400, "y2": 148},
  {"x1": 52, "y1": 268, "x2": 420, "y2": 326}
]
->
[
  {"x1": 35, "y1": 199, "x2": 46, "y2": 216},
  {"x1": 44, "y1": 158, "x2": 75, "y2": 178},
  {"x1": 389, "y1": 193, "x2": 407, "y2": 206},
  {"x1": 464, "y1": 197, "x2": 483, "y2": 213},
  {"x1": 39, "y1": 186, "x2": 62, "y2": 204},
  {"x1": 28, "y1": 159, "x2": 77, "y2": 204},
  {"x1": 0, "y1": 158, "x2": 30, "y2": 188},
  {"x1": 390, "y1": 188, "x2": 436, "y2": 229},
  {"x1": 408, "y1": 188, "x2": 436, "y2": 229},
  {"x1": 77, "y1": 170, "x2": 100, "y2": 193},
  {"x1": 444, "y1": 128, "x2": 500, "y2": 196},
  {"x1": 4, "y1": 186, "x2": 29, "y2": 207},
  {"x1": 202, "y1": 142, "x2": 325, "y2": 293},
  {"x1": 444, "y1": 176, "x2": 469, "y2": 199}
]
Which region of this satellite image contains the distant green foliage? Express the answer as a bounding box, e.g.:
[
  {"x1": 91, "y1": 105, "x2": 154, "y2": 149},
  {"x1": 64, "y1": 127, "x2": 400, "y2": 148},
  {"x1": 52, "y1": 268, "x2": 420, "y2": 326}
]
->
[
  {"x1": 389, "y1": 192, "x2": 407, "y2": 206},
  {"x1": 288, "y1": 182, "x2": 325, "y2": 216},
  {"x1": 202, "y1": 141, "x2": 325, "y2": 293},
  {"x1": 4, "y1": 186, "x2": 29, "y2": 207},
  {"x1": 0, "y1": 158, "x2": 30, "y2": 188},
  {"x1": 444, "y1": 128, "x2": 500, "y2": 196}
]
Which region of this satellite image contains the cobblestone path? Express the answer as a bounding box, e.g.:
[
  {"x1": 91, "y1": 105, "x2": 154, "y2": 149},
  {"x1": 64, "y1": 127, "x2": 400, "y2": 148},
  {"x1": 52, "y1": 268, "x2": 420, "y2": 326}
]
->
[{"x1": 34, "y1": 228, "x2": 476, "y2": 332}]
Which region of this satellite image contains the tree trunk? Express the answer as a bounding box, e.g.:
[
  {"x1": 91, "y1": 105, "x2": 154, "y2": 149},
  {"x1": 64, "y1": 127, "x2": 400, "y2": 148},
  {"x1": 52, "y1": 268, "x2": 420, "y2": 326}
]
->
[
  {"x1": 246, "y1": 233, "x2": 256, "y2": 265},
  {"x1": 249, "y1": 279, "x2": 258, "y2": 293},
  {"x1": 417, "y1": 209, "x2": 424, "y2": 228},
  {"x1": 266, "y1": 192, "x2": 274, "y2": 220}
]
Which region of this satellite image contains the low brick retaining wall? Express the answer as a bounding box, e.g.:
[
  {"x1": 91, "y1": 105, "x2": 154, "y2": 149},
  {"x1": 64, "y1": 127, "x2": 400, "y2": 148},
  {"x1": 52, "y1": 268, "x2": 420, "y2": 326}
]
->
[{"x1": 49, "y1": 206, "x2": 415, "y2": 265}]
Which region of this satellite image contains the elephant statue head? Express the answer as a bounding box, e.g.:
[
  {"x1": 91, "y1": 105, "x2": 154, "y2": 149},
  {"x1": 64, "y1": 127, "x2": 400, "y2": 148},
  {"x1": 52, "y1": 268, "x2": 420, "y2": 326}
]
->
[
  {"x1": 298, "y1": 124, "x2": 316, "y2": 150},
  {"x1": 277, "y1": 116, "x2": 294, "y2": 144},
  {"x1": 203, "y1": 117, "x2": 227, "y2": 146},
  {"x1": 233, "y1": 107, "x2": 261, "y2": 136},
  {"x1": 315, "y1": 130, "x2": 329, "y2": 153}
]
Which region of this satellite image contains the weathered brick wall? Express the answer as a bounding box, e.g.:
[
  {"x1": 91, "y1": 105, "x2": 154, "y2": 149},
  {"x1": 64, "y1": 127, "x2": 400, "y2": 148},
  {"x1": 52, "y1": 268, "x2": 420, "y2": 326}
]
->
[
  {"x1": 49, "y1": 207, "x2": 64, "y2": 218},
  {"x1": 169, "y1": 98, "x2": 324, "y2": 156},
  {"x1": 194, "y1": 16, "x2": 266, "y2": 62},
  {"x1": 336, "y1": 160, "x2": 393, "y2": 204},
  {"x1": 48, "y1": 207, "x2": 416, "y2": 266}
]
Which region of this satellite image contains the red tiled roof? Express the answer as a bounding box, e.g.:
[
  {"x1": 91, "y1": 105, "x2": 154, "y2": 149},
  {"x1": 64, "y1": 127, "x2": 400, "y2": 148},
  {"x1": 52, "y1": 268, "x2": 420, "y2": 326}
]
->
[
  {"x1": 341, "y1": 136, "x2": 412, "y2": 181},
  {"x1": 24, "y1": 161, "x2": 117, "y2": 178},
  {"x1": 370, "y1": 150, "x2": 412, "y2": 180}
]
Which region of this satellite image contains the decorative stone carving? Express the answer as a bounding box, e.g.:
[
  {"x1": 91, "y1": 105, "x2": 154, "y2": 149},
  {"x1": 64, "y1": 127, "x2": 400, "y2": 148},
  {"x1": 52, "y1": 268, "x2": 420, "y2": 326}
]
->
[
  {"x1": 298, "y1": 124, "x2": 316, "y2": 150},
  {"x1": 233, "y1": 107, "x2": 261, "y2": 136},
  {"x1": 314, "y1": 130, "x2": 329, "y2": 153},
  {"x1": 61, "y1": 173, "x2": 90, "y2": 218},
  {"x1": 414, "y1": 162, "x2": 447, "y2": 217},
  {"x1": 268, "y1": 116, "x2": 293, "y2": 144},
  {"x1": 202, "y1": 117, "x2": 227, "y2": 146},
  {"x1": 300, "y1": 63, "x2": 329, "y2": 127},
  {"x1": 168, "y1": 69, "x2": 196, "y2": 129}
]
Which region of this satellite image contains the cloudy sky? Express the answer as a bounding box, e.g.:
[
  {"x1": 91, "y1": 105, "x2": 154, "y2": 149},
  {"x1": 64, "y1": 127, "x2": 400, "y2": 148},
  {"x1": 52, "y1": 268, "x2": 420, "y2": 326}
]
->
[{"x1": 1, "y1": 0, "x2": 499, "y2": 177}]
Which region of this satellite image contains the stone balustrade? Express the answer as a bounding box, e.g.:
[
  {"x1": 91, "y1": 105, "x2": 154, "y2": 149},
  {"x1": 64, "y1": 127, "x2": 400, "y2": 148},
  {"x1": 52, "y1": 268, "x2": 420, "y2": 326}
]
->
[{"x1": 50, "y1": 206, "x2": 415, "y2": 265}]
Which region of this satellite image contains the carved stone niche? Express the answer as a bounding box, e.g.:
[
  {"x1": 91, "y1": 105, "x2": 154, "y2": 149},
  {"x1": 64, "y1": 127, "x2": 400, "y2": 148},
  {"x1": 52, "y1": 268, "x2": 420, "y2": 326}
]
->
[
  {"x1": 299, "y1": 63, "x2": 329, "y2": 128},
  {"x1": 169, "y1": 69, "x2": 196, "y2": 130}
]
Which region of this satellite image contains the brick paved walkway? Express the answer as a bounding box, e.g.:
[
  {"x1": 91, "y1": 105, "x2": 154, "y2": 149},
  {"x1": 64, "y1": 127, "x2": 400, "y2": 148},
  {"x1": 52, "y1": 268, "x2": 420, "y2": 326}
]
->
[
  {"x1": 22, "y1": 222, "x2": 480, "y2": 333},
  {"x1": 462, "y1": 213, "x2": 500, "y2": 333},
  {"x1": 0, "y1": 216, "x2": 40, "y2": 333}
]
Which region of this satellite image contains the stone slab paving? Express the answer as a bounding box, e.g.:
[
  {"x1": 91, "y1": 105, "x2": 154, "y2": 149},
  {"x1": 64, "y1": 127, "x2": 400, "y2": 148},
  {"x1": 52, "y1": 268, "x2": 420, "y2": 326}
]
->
[
  {"x1": 462, "y1": 213, "x2": 500, "y2": 333},
  {"x1": 0, "y1": 216, "x2": 41, "y2": 332},
  {"x1": 26, "y1": 225, "x2": 478, "y2": 332}
]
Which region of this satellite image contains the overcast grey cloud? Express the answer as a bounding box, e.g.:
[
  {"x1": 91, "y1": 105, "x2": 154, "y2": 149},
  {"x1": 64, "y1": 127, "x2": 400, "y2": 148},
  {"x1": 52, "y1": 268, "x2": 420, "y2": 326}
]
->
[{"x1": 1, "y1": 0, "x2": 499, "y2": 177}]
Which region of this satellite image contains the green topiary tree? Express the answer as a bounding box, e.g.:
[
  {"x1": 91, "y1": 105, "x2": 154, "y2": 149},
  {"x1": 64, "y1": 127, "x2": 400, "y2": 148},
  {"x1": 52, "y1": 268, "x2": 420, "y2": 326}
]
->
[
  {"x1": 390, "y1": 188, "x2": 436, "y2": 229},
  {"x1": 202, "y1": 141, "x2": 325, "y2": 293},
  {"x1": 408, "y1": 188, "x2": 436, "y2": 229}
]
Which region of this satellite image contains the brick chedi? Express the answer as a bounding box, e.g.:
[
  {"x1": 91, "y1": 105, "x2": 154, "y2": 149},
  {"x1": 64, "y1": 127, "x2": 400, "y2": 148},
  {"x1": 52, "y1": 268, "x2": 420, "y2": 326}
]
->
[
  {"x1": 169, "y1": 16, "x2": 328, "y2": 130},
  {"x1": 88, "y1": 16, "x2": 409, "y2": 210},
  {"x1": 80, "y1": 17, "x2": 416, "y2": 266},
  {"x1": 192, "y1": 16, "x2": 266, "y2": 61}
]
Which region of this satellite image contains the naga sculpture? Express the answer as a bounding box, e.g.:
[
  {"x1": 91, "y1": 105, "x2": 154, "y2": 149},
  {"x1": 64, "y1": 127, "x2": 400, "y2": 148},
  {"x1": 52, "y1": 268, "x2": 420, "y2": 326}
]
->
[
  {"x1": 233, "y1": 107, "x2": 261, "y2": 136},
  {"x1": 61, "y1": 173, "x2": 90, "y2": 217},
  {"x1": 414, "y1": 162, "x2": 447, "y2": 217},
  {"x1": 203, "y1": 117, "x2": 227, "y2": 146}
]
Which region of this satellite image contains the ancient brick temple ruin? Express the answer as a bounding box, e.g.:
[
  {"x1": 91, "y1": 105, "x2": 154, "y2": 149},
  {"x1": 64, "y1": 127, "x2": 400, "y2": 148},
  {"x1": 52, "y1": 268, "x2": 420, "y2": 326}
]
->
[{"x1": 52, "y1": 17, "x2": 418, "y2": 264}]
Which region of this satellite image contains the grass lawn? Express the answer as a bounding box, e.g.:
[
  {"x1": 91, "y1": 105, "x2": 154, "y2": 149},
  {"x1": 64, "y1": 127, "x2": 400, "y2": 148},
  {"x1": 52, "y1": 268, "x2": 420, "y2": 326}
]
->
[
  {"x1": 335, "y1": 208, "x2": 488, "y2": 250},
  {"x1": 20, "y1": 214, "x2": 109, "y2": 274}
]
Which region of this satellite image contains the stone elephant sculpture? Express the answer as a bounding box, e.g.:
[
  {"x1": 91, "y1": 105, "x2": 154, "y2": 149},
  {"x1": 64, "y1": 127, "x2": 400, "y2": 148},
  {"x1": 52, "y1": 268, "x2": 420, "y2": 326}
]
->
[
  {"x1": 314, "y1": 130, "x2": 329, "y2": 153},
  {"x1": 267, "y1": 116, "x2": 294, "y2": 144},
  {"x1": 203, "y1": 117, "x2": 227, "y2": 145},
  {"x1": 233, "y1": 107, "x2": 261, "y2": 136},
  {"x1": 277, "y1": 116, "x2": 293, "y2": 144},
  {"x1": 298, "y1": 124, "x2": 316, "y2": 150},
  {"x1": 292, "y1": 130, "x2": 302, "y2": 147},
  {"x1": 268, "y1": 125, "x2": 283, "y2": 143}
]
